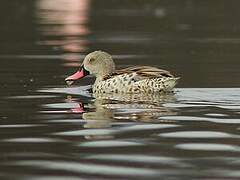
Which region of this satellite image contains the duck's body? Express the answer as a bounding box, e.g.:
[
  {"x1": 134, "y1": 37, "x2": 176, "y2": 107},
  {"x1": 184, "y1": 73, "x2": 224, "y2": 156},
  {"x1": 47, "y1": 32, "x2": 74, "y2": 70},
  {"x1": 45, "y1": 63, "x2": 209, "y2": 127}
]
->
[
  {"x1": 65, "y1": 51, "x2": 179, "y2": 94},
  {"x1": 93, "y1": 66, "x2": 179, "y2": 93}
]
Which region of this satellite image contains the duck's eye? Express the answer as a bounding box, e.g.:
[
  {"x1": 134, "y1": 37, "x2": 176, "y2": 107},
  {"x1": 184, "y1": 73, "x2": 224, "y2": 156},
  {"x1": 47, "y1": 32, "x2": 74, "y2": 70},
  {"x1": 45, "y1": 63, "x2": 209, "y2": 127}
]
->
[{"x1": 89, "y1": 58, "x2": 96, "y2": 63}]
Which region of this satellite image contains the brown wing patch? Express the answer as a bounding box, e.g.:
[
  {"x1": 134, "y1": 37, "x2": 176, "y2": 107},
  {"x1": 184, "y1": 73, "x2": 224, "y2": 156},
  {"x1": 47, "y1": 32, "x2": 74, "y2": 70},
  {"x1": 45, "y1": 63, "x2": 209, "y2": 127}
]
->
[
  {"x1": 102, "y1": 66, "x2": 174, "y2": 81},
  {"x1": 117, "y1": 66, "x2": 174, "y2": 78}
]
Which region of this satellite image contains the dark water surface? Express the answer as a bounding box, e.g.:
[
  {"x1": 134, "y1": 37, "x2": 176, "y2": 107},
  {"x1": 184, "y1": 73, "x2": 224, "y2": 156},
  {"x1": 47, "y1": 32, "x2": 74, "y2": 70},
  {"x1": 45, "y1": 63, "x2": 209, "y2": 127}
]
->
[{"x1": 0, "y1": 0, "x2": 240, "y2": 179}]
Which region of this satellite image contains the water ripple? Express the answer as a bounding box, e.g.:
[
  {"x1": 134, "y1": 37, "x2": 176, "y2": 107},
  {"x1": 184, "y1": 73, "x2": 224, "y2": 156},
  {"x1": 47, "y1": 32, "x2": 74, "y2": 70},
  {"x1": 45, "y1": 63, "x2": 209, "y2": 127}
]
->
[
  {"x1": 79, "y1": 140, "x2": 143, "y2": 147},
  {"x1": 176, "y1": 143, "x2": 240, "y2": 152},
  {"x1": 159, "y1": 131, "x2": 237, "y2": 138},
  {"x1": 13, "y1": 160, "x2": 159, "y2": 177},
  {"x1": 84, "y1": 154, "x2": 190, "y2": 167}
]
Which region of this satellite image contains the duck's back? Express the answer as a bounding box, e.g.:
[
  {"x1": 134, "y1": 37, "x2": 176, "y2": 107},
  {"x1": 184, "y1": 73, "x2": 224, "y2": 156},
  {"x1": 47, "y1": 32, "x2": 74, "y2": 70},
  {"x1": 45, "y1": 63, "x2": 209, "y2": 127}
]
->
[{"x1": 93, "y1": 66, "x2": 179, "y2": 94}]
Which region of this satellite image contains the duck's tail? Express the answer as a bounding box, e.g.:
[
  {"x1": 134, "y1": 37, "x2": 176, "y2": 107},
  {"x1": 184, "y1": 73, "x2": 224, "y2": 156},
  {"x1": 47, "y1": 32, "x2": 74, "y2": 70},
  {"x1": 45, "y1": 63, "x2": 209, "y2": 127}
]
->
[{"x1": 164, "y1": 77, "x2": 180, "y2": 91}]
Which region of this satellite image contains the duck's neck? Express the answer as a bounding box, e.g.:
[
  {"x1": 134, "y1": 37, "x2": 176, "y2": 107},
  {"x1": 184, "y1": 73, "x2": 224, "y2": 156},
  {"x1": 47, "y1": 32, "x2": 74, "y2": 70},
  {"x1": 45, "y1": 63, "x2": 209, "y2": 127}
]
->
[
  {"x1": 93, "y1": 73, "x2": 113, "y2": 86},
  {"x1": 93, "y1": 76, "x2": 103, "y2": 86},
  {"x1": 94, "y1": 77, "x2": 102, "y2": 84}
]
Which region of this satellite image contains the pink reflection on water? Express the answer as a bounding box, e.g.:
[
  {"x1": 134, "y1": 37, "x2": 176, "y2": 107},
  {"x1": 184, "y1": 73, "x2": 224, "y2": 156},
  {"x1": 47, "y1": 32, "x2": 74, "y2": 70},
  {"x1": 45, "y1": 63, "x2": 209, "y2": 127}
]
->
[{"x1": 36, "y1": 0, "x2": 90, "y2": 54}]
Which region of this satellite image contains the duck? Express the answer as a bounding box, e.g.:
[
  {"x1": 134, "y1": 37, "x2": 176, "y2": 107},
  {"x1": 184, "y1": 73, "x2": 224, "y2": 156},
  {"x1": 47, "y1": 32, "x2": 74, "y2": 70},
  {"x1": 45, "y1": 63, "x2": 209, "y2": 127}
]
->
[{"x1": 65, "y1": 50, "x2": 180, "y2": 94}]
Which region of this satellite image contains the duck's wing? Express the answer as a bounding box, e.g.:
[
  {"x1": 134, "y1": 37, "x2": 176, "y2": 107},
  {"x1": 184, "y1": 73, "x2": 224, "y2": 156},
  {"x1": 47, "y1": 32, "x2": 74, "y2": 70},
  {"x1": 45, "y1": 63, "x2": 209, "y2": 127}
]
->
[
  {"x1": 116, "y1": 66, "x2": 174, "y2": 78},
  {"x1": 102, "y1": 66, "x2": 175, "y2": 81}
]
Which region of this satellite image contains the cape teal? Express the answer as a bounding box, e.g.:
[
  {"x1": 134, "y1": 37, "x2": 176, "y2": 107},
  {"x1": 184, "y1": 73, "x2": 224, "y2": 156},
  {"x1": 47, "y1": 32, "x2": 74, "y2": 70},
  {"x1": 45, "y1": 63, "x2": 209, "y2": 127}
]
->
[{"x1": 65, "y1": 51, "x2": 180, "y2": 94}]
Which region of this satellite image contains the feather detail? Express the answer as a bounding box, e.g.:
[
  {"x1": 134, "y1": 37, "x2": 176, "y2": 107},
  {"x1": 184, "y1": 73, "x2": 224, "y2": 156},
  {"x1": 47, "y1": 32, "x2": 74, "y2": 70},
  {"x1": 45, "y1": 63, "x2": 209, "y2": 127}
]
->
[{"x1": 102, "y1": 66, "x2": 174, "y2": 81}]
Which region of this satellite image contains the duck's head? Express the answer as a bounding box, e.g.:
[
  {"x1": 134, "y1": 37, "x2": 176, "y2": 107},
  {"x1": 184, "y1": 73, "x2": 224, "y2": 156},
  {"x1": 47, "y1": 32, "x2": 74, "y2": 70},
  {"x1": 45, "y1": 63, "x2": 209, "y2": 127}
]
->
[{"x1": 65, "y1": 50, "x2": 115, "y2": 84}]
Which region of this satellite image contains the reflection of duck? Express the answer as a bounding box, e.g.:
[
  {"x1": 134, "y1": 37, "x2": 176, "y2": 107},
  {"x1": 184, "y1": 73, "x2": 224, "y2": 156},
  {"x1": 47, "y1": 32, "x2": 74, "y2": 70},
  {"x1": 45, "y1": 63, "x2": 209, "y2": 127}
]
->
[
  {"x1": 65, "y1": 51, "x2": 180, "y2": 93},
  {"x1": 69, "y1": 92, "x2": 177, "y2": 126},
  {"x1": 64, "y1": 92, "x2": 178, "y2": 140},
  {"x1": 93, "y1": 91, "x2": 176, "y2": 104}
]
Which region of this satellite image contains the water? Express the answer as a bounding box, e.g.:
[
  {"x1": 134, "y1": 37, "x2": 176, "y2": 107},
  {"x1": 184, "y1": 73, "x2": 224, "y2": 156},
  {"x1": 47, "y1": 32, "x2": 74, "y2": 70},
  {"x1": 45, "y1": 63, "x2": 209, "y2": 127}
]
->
[{"x1": 0, "y1": 0, "x2": 240, "y2": 179}]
